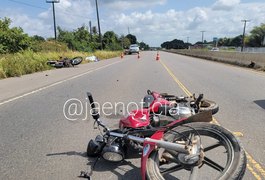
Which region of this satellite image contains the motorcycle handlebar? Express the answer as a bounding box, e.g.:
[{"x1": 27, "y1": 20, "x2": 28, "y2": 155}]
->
[
  {"x1": 87, "y1": 92, "x2": 110, "y2": 132},
  {"x1": 164, "y1": 97, "x2": 177, "y2": 101},
  {"x1": 87, "y1": 92, "x2": 95, "y2": 109},
  {"x1": 195, "y1": 94, "x2": 203, "y2": 106},
  {"x1": 87, "y1": 92, "x2": 100, "y2": 120}
]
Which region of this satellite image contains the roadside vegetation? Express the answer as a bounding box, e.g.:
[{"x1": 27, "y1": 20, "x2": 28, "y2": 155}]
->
[
  {"x1": 161, "y1": 23, "x2": 265, "y2": 49},
  {"x1": 0, "y1": 50, "x2": 121, "y2": 79},
  {"x1": 0, "y1": 17, "x2": 148, "y2": 79},
  {"x1": 161, "y1": 23, "x2": 265, "y2": 71},
  {"x1": 166, "y1": 49, "x2": 265, "y2": 71}
]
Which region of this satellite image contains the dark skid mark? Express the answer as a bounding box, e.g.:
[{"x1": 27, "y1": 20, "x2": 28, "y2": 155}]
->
[{"x1": 254, "y1": 100, "x2": 265, "y2": 110}]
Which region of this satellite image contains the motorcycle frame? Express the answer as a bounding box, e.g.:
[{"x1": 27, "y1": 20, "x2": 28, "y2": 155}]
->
[
  {"x1": 105, "y1": 112, "x2": 211, "y2": 179},
  {"x1": 87, "y1": 92, "x2": 211, "y2": 180}
]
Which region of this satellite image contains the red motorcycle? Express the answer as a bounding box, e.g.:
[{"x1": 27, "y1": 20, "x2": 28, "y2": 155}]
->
[
  {"x1": 119, "y1": 90, "x2": 219, "y2": 131},
  {"x1": 85, "y1": 92, "x2": 246, "y2": 180}
]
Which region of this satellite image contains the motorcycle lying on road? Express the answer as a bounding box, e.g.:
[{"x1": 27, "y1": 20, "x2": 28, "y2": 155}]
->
[
  {"x1": 47, "y1": 56, "x2": 83, "y2": 68},
  {"x1": 85, "y1": 92, "x2": 246, "y2": 180},
  {"x1": 119, "y1": 90, "x2": 218, "y2": 133}
]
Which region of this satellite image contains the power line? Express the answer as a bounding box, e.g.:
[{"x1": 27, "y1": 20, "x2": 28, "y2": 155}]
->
[
  {"x1": 7, "y1": 0, "x2": 47, "y2": 10},
  {"x1": 6, "y1": 0, "x2": 91, "y2": 19}
]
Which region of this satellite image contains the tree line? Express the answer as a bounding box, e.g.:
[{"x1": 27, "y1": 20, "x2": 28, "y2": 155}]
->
[
  {"x1": 161, "y1": 23, "x2": 265, "y2": 49},
  {"x1": 0, "y1": 17, "x2": 149, "y2": 54}
]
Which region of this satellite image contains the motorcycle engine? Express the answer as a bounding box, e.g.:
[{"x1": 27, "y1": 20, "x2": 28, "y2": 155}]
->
[
  {"x1": 150, "y1": 115, "x2": 160, "y2": 127},
  {"x1": 169, "y1": 104, "x2": 194, "y2": 119}
]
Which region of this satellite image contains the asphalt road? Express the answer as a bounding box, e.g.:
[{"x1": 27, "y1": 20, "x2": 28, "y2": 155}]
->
[{"x1": 0, "y1": 51, "x2": 265, "y2": 180}]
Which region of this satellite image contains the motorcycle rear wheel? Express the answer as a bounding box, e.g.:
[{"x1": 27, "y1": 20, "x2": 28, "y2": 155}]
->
[{"x1": 146, "y1": 122, "x2": 246, "y2": 180}]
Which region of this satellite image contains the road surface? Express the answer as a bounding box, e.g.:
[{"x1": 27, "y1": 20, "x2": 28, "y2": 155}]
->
[{"x1": 0, "y1": 51, "x2": 265, "y2": 179}]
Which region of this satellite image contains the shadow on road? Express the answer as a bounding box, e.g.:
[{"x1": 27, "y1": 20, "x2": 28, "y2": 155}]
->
[
  {"x1": 254, "y1": 100, "x2": 265, "y2": 110},
  {"x1": 46, "y1": 150, "x2": 141, "y2": 179},
  {"x1": 89, "y1": 158, "x2": 141, "y2": 179}
]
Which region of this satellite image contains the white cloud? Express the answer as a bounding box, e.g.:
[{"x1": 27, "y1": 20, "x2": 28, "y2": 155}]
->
[
  {"x1": 186, "y1": 8, "x2": 209, "y2": 29},
  {"x1": 212, "y1": 0, "x2": 240, "y2": 11},
  {"x1": 0, "y1": 8, "x2": 52, "y2": 37},
  {"x1": 100, "y1": 0, "x2": 166, "y2": 11},
  {"x1": 1, "y1": 0, "x2": 265, "y2": 47},
  {"x1": 41, "y1": 0, "x2": 94, "y2": 29},
  {"x1": 103, "y1": 2, "x2": 265, "y2": 46}
]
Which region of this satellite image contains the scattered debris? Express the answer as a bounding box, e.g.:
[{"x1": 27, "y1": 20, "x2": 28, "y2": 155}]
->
[{"x1": 85, "y1": 55, "x2": 99, "y2": 62}]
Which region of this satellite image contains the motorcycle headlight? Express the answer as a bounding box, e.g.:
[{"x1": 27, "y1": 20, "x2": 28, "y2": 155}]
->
[{"x1": 102, "y1": 143, "x2": 124, "y2": 162}]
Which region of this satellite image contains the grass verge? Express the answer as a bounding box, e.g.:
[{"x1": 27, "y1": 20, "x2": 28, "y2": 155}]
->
[
  {"x1": 166, "y1": 49, "x2": 265, "y2": 71},
  {"x1": 0, "y1": 50, "x2": 121, "y2": 79}
]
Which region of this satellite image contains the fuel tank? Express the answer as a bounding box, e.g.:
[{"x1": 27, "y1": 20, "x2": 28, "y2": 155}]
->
[{"x1": 119, "y1": 109, "x2": 150, "y2": 129}]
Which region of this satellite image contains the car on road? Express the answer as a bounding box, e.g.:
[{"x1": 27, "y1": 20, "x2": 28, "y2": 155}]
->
[{"x1": 129, "y1": 44, "x2": 140, "y2": 54}]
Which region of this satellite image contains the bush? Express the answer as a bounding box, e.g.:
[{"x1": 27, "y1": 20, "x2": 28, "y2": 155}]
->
[{"x1": 31, "y1": 40, "x2": 69, "y2": 52}]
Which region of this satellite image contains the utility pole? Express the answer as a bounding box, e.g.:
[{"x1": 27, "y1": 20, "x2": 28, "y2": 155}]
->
[
  {"x1": 89, "y1": 21, "x2": 92, "y2": 41},
  {"x1": 186, "y1": 37, "x2": 189, "y2": 43},
  {"x1": 241, "y1": 19, "x2": 250, "y2": 52},
  {"x1": 95, "y1": 0, "x2": 103, "y2": 50},
  {"x1": 128, "y1": 27, "x2": 130, "y2": 34},
  {"x1": 201, "y1": 31, "x2": 205, "y2": 48},
  {"x1": 46, "y1": 0, "x2": 60, "y2": 40}
]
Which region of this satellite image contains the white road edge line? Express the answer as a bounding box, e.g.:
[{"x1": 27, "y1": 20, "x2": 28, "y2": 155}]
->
[{"x1": 0, "y1": 61, "x2": 121, "y2": 106}]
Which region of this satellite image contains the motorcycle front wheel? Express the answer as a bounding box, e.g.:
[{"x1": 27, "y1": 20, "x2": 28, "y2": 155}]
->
[
  {"x1": 146, "y1": 122, "x2": 246, "y2": 180},
  {"x1": 199, "y1": 99, "x2": 219, "y2": 115}
]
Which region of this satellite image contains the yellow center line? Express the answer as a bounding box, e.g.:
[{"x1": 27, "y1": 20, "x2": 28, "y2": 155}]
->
[
  {"x1": 247, "y1": 164, "x2": 262, "y2": 180},
  {"x1": 159, "y1": 59, "x2": 265, "y2": 179}
]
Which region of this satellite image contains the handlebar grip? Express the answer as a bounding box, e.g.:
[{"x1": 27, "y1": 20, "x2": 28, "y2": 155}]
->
[
  {"x1": 87, "y1": 92, "x2": 95, "y2": 109},
  {"x1": 195, "y1": 94, "x2": 204, "y2": 106},
  {"x1": 165, "y1": 97, "x2": 176, "y2": 101},
  {"x1": 87, "y1": 92, "x2": 100, "y2": 120}
]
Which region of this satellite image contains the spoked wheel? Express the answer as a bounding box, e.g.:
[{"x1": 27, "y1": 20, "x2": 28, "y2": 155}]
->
[{"x1": 146, "y1": 122, "x2": 246, "y2": 180}]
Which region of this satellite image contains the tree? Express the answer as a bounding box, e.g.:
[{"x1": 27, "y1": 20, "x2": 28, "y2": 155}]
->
[
  {"x1": 126, "y1": 34, "x2": 137, "y2": 44},
  {"x1": 119, "y1": 35, "x2": 130, "y2": 49},
  {"x1": 247, "y1": 23, "x2": 265, "y2": 47},
  {"x1": 230, "y1": 35, "x2": 242, "y2": 47},
  {"x1": 161, "y1": 39, "x2": 186, "y2": 49},
  {"x1": 139, "y1": 42, "x2": 150, "y2": 50},
  {"x1": 0, "y1": 17, "x2": 32, "y2": 53},
  {"x1": 74, "y1": 26, "x2": 90, "y2": 42},
  {"x1": 32, "y1": 35, "x2": 45, "y2": 42},
  {"x1": 57, "y1": 26, "x2": 76, "y2": 50},
  {"x1": 102, "y1": 31, "x2": 119, "y2": 50},
  {"x1": 57, "y1": 25, "x2": 103, "y2": 52}
]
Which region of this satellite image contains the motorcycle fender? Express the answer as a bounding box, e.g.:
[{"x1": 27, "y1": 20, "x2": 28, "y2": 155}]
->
[
  {"x1": 187, "y1": 110, "x2": 212, "y2": 123},
  {"x1": 141, "y1": 141, "x2": 156, "y2": 180}
]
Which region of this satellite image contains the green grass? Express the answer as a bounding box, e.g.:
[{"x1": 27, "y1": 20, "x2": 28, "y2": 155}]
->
[{"x1": 0, "y1": 50, "x2": 121, "y2": 79}]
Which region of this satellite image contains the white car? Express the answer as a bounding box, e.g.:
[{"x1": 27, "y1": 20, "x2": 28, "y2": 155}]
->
[{"x1": 129, "y1": 44, "x2": 140, "y2": 54}]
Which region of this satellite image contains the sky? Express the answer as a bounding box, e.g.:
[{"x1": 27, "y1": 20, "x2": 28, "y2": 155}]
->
[{"x1": 1, "y1": 0, "x2": 265, "y2": 47}]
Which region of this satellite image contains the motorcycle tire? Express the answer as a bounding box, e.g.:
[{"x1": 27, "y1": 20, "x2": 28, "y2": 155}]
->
[
  {"x1": 146, "y1": 122, "x2": 246, "y2": 180},
  {"x1": 71, "y1": 56, "x2": 83, "y2": 66},
  {"x1": 199, "y1": 99, "x2": 219, "y2": 115}
]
